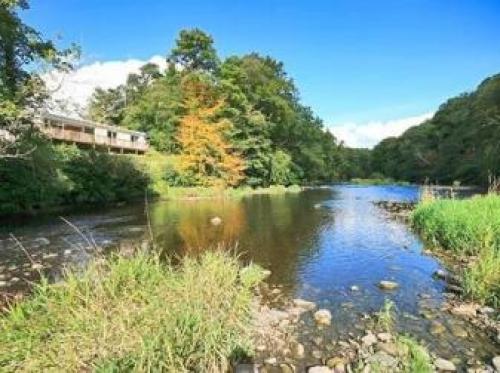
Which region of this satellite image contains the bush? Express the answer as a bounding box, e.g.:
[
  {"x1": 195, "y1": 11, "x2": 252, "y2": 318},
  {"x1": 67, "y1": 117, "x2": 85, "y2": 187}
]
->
[{"x1": 0, "y1": 251, "x2": 265, "y2": 372}]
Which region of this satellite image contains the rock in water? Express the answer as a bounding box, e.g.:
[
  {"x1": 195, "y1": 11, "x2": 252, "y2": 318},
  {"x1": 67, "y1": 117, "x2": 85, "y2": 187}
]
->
[
  {"x1": 450, "y1": 304, "x2": 477, "y2": 318},
  {"x1": 314, "y1": 309, "x2": 332, "y2": 326},
  {"x1": 434, "y1": 358, "x2": 456, "y2": 371},
  {"x1": 210, "y1": 216, "x2": 222, "y2": 226},
  {"x1": 378, "y1": 280, "x2": 399, "y2": 290},
  {"x1": 293, "y1": 298, "x2": 316, "y2": 310}
]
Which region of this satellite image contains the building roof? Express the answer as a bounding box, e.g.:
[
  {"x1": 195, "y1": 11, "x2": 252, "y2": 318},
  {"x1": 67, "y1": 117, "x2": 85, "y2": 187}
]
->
[{"x1": 42, "y1": 112, "x2": 147, "y2": 136}]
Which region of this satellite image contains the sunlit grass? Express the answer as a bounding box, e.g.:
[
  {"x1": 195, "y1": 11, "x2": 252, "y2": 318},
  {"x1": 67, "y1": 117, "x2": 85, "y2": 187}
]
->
[
  {"x1": 0, "y1": 251, "x2": 266, "y2": 372},
  {"x1": 412, "y1": 194, "x2": 500, "y2": 306}
]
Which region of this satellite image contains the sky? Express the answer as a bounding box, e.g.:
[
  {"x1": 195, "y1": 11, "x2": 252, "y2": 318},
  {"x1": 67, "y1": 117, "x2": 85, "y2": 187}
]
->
[{"x1": 23, "y1": 0, "x2": 500, "y2": 148}]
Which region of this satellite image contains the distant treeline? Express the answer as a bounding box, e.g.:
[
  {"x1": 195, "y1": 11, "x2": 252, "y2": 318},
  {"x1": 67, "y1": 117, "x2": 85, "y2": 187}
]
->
[
  {"x1": 370, "y1": 74, "x2": 500, "y2": 185},
  {"x1": 88, "y1": 29, "x2": 349, "y2": 187}
]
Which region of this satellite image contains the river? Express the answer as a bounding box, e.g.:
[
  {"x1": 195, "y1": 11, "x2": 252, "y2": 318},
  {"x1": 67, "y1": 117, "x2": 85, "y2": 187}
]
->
[{"x1": 0, "y1": 185, "x2": 498, "y2": 364}]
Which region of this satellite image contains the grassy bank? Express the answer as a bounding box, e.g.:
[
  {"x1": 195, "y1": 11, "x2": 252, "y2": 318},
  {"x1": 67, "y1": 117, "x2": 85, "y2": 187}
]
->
[
  {"x1": 412, "y1": 194, "x2": 500, "y2": 306},
  {"x1": 0, "y1": 251, "x2": 265, "y2": 372}
]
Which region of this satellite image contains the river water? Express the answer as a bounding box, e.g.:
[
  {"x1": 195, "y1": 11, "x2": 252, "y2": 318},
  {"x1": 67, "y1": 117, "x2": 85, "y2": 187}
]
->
[{"x1": 0, "y1": 185, "x2": 498, "y2": 364}]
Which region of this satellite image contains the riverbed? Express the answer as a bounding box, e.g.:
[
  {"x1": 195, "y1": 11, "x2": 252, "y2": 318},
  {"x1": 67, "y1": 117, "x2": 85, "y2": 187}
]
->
[{"x1": 0, "y1": 185, "x2": 498, "y2": 365}]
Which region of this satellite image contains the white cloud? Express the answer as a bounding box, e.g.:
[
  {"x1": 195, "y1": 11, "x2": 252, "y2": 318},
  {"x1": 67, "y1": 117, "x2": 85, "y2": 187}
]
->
[
  {"x1": 43, "y1": 55, "x2": 167, "y2": 116},
  {"x1": 329, "y1": 112, "x2": 434, "y2": 148}
]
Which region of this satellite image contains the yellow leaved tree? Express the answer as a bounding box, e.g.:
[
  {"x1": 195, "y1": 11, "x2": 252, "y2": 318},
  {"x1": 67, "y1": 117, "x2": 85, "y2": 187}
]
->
[{"x1": 175, "y1": 74, "x2": 245, "y2": 187}]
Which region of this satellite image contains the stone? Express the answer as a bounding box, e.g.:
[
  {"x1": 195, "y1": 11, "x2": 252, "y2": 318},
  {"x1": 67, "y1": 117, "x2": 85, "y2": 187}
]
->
[
  {"x1": 377, "y1": 332, "x2": 392, "y2": 342},
  {"x1": 450, "y1": 304, "x2": 477, "y2": 318},
  {"x1": 31, "y1": 263, "x2": 43, "y2": 270},
  {"x1": 63, "y1": 249, "x2": 72, "y2": 256},
  {"x1": 312, "y1": 350, "x2": 322, "y2": 359},
  {"x1": 9, "y1": 277, "x2": 20, "y2": 283},
  {"x1": 210, "y1": 216, "x2": 222, "y2": 226},
  {"x1": 256, "y1": 344, "x2": 266, "y2": 352},
  {"x1": 307, "y1": 366, "x2": 332, "y2": 373},
  {"x1": 314, "y1": 309, "x2": 332, "y2": 326},
  {"x1": 491, "y1": 356, "x2": 500, "y2": 371},
  {"x1": 478, "y1": 306, "x2": 495, "y2": 315},
  {"x1": 294, "y1": 343, "x2": 305, "y2": 358},
  {"x1": 42, "y1": 253, "x2": 58, "y2": 260},
  {"x1": 430, "y1": 321, "x2": 446, "y2": 335},
  {"x1": 350, "y1": 285, "x2": 360, "y2": 292},
  {"x1": 378, "y1": 280, "x2": 399, "y2": 290},
  {"x1": 376, "y1": 342, "x2": 399, "y2": 357},
  {"x1": 361, "y1": 333, "x2": 377, "y2": 347},
  {"x1": 326, "y1": 357, "x2": 346, "y2": 369},
  {"x1": 33, "y1": 237, "x2": 50, "y2": 246},
  {"x1": 279, "y1": 364, "x2": 295, "y2": 373},
  {"x1": 434, "y1": 358, "x2": 457, "y2": 371},
  {"x1": 434, "y1": 269, "x2": 447, "y2": 280},
  {"x1": 449, "y1": 323, "x2": 468, "y2": 338},
  {"x1": 262, "y1": 269, "x2": 272, "y2": 278},
  {"x1": 445, "y1": 284, "x2": 463, "y2": 294},
  {"x1": 264, "y1": 357, "x2": 277, "y2": 365},
  {"x1": 365, "y1": 352, "x2": 398, "y2": 369},
  {"x1": 0, "y1": 280, "x2": 7, "y2": 287},
  {"x1": 234, "y1": 363, "x2": 260, "y2": 373},
  {"x1": 293, "y1": 298, "x2": 316, "y2": 310}
]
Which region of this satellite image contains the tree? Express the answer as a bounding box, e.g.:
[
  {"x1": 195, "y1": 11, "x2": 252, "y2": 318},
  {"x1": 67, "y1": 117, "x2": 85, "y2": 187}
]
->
[
  {"x1": 175, "y1": 74, "x2": 245, "y2": 186},
  {"x1": 168, "y1": 28, "x2": 219, "y2": 73},
  {"x1": 0, "y1": 0, "x2": 76, "y2": 157}
]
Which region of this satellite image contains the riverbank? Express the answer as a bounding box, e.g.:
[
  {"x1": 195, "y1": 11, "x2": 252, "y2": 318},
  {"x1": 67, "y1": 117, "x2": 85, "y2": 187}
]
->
[{"x1": 0, "y1": 250, "x2": 268, "y2": 371}]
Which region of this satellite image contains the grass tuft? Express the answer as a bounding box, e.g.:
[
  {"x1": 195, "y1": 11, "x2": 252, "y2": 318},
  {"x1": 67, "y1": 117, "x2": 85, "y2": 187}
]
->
[{"x1": 0, "y1": 251, "x2": 266, "y2": 372}]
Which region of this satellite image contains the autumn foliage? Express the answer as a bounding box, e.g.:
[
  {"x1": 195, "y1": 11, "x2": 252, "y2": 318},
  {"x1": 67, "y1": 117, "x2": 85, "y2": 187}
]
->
[{"x1": 175, "y1": 75, "x2": 245, "y2": 187}]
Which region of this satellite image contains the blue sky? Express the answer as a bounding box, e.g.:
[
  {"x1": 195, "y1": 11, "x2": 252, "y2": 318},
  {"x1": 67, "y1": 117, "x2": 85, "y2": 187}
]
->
[{"x1": 24, "y1": 0, "x2": 500, "y2": 147}]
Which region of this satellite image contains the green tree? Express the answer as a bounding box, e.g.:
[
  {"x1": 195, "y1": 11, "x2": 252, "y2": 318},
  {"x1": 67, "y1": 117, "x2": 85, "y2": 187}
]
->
[{"x1": 168, "y1": 28, "x2": 219, "y2": 73}]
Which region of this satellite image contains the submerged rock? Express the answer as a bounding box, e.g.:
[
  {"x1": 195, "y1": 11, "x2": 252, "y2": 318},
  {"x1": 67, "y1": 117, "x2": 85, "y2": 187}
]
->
[
  {"x1": 350, "y1": 285, "x2": 360, "y2": 292},
  {"x1": 434, "y1": 358, "x2": 456, "y2": 371},
  {"x1": 313, "y1": 309, "x2": 332, "y2": 326},
  {"x1": 378, "y1": 280, "x2": 399, "y2": 290},
  {"x1": 430, "y1": 321, "x2": 446, "y2": 335}
]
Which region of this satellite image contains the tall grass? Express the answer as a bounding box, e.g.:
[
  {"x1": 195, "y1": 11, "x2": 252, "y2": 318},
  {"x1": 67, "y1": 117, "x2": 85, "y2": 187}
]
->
[
  {"x1": 0, "y1": 251, "x2": 266, "y2": 372},
  {"x1": 412, "y1": 194, "x2": 500, "y2": 306}
]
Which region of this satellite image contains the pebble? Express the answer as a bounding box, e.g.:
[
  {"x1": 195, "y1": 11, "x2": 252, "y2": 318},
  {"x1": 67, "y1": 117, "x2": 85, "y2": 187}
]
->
[
  {"x1": 210, "y1": 216, "x2": 222, "y2": 226},
  {"x1": 361, "y1": 333, "x2": 377, "y2": 347},
  {"x1": 377, "y1": 332, "x2": 392, "y2": 342},
  {"x1": 434, "y1": 358, "x2": 457, "y2": 371},
  {"x1": 293, "y1": 298, "x2": 316, "y2": 310},
  {"x1": 430, "y1": 321, "x2": 446, "y2": 335},
  {"x1": 492, "y1": 356, "x2": 500, "y2": 371},
  {"x1": 378, "y1": 280, "x2": 399, "y2": 290},
  {"x1": 450, "y1": 304, "x2": 477, "y2": 318},
  {"x1": 307, "y1": 366, "x2": 332, "y2": 373},
  {"x1": 314, "y1": 309, "x2": 332, "y2": 326}
]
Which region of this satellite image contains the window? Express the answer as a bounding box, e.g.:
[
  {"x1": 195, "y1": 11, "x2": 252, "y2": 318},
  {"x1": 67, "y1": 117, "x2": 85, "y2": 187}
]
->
[{"x1": 107, "y1": 131, "x2": 117, "y2": 139}]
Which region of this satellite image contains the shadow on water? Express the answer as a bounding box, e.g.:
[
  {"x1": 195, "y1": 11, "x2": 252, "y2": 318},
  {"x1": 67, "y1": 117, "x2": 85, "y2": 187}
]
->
[{"x1": 0, "y1": 185, "x2": 498, "y2": 361}]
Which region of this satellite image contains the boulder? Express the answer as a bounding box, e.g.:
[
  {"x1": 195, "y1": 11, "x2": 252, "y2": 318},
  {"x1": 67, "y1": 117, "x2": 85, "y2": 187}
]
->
[
  {"x1": 434, "y1": 358, "x2": 456, "y2": 371},
  {"x1": 314, "y1": 309, "x2": 332, "y2": 326},
  {"x1": 378, "y1": 280, "x2": 399, "y2": 290}
]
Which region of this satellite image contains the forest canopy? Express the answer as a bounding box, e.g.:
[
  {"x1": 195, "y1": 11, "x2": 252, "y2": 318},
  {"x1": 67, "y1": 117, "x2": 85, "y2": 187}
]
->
[
  {"x1": 87, "y1": 28, "x2": 347, "y2": 187},
  {"x1": 371, "y1": 74, "x2": 500, "y2": 186}
]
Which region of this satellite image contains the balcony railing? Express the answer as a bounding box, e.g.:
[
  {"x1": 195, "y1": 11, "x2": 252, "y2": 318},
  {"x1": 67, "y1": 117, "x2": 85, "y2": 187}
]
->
[{"x1": 43, "y1": 127, "x2": 148, "y2": 152}]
